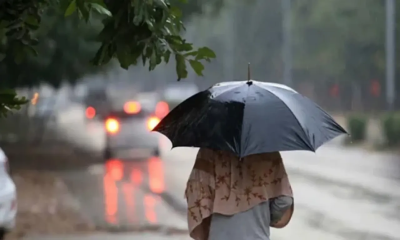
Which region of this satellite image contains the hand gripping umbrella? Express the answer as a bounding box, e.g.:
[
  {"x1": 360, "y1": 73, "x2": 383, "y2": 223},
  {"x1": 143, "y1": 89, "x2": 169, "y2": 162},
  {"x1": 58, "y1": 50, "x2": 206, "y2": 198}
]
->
[{"x1": 153, "y1": 80, "x2": 347, "y2": 158}]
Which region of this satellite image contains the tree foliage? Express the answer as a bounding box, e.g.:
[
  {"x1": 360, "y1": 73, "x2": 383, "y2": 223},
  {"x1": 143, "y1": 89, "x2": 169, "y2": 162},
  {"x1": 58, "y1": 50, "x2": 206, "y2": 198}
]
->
[
  {"x1": 0, "y1": 0, "x2": 216, "y2": 116},
  {"x1": 0, "y1": 6, "x2": 103, "y2": 90},
  {"x1": 62, "y1": 0, "x2": 216, "y2": 78}
]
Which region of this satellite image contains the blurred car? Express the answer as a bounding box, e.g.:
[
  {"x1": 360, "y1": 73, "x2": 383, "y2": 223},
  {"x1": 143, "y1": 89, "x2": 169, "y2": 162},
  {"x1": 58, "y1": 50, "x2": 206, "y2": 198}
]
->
[
  {"x1": 102, "y1": 100, "x2": 169, "y2": 160},
  {"x1": 84, "y1": 88, "x2": 111, "y2": 121},
  {"x1": 136, "y1": 92, "x2": 170, "y2": 118},
  {"x1": 0, "y1": 148, "x2": 17, "y2": 240}
]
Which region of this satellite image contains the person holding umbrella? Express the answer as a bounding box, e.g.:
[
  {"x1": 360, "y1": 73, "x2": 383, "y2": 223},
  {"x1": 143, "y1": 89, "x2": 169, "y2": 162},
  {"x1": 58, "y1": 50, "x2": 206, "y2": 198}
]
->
[
  {"x1": 185, "y1": 148, "x2": 294, "y2": 240},
  {"x1": 153, "y1": 75, "x2": 347, "y2": 239}
]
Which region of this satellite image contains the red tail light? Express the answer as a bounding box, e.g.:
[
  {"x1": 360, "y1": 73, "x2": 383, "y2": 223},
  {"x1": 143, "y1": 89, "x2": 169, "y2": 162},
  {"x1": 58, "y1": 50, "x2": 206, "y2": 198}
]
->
[
  {"x1": 155, "y1": 101, "x2": 169, "y2": 119},
  {"x1": 86, "y1": 106, "x2": 96, "y2": 119},
  {"x1": 124, "y1": 101, "x2": 141, "y2": 114},
  {"x1": 105, "y1": 118, "x2": 120, "y2": 134},
  {"x1": 147, "y1": 116, "x2": 160, "y2": 131}
]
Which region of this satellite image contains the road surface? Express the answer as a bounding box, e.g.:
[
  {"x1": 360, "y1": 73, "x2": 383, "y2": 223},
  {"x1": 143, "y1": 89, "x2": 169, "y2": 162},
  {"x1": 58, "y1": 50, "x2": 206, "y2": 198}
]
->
[{"x1": 51, "y1": 104, "x2": 400, "y2": 240}]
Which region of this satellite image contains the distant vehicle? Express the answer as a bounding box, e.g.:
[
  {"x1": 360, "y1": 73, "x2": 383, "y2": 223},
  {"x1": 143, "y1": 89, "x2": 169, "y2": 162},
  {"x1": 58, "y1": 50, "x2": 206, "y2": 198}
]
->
[
  {"x1": 0, "y1": 148, "x2": 17, "y2": 240},
  {"x1": 135, "y1": 92, "x2": 168, "y2": 115},
  {"x1": 102, "y1": 99, "x2": 169, "y2": 160},
  {"x1": 83, "y1": 88, "x2": 111, "y2": 120},
  {"x1": 110, "y1": 92, "x2": 170, "y2": 119}
]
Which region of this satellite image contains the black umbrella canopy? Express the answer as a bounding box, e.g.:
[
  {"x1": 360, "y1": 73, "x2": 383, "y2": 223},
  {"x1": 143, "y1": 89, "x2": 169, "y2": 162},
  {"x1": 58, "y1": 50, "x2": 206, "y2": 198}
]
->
[{"x1": 153, "y1": 80, "x2": 347, "y2": 158}]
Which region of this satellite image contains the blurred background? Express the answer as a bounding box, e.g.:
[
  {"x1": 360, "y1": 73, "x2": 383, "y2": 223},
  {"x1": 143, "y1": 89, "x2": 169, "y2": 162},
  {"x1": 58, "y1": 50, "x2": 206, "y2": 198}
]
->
[{"x1": 1, "y1": 0, "x2": 400, "y2": 239}]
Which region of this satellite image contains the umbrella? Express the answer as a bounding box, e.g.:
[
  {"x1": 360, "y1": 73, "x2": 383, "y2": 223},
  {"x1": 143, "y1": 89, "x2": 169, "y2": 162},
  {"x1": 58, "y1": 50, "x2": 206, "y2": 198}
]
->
[{"x1": 153, "y1": 80, "x2": 347, "y2": 158}]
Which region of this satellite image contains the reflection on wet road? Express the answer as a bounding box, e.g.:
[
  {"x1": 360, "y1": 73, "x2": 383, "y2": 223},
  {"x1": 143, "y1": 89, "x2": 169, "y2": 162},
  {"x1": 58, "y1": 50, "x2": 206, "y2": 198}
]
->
[
  {"x1": 62, "y1": 157, "x2": 186, "y2": 230},
  {"x1": 103, "y1": 158, "x2": 165, "y2": 225}
]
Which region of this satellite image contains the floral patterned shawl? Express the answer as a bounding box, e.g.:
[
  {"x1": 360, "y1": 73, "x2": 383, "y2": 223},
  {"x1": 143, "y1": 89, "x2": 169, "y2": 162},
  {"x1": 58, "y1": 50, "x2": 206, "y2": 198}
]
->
[{"x1": 185, "y1": 148, "x2": 293, "y2": 240}]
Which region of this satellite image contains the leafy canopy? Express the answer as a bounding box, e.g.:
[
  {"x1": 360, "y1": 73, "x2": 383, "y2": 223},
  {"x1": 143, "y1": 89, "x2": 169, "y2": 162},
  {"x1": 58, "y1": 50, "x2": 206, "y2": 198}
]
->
[
  {"x1": 0, "y1": 0, "x2": 216, "y2": 116},
  {"x1": 0, "y1": 6, "x2": 105, "y2": 91}
]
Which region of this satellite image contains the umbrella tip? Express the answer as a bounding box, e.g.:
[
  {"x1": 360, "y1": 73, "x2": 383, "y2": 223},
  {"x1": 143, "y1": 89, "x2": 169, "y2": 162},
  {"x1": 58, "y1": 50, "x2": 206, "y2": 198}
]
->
[{"x1": 247, "y1": 62, "x2": 251, "y2": 81}]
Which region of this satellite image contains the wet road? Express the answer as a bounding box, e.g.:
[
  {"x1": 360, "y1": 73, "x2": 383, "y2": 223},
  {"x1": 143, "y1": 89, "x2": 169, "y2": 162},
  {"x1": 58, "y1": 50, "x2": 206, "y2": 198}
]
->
[
  {"x1": 61, "y1": 157, "x2": 186, "y2": 231},
  {"x1": 55, "y1": 104, "x2": 400, "y2": 240}
]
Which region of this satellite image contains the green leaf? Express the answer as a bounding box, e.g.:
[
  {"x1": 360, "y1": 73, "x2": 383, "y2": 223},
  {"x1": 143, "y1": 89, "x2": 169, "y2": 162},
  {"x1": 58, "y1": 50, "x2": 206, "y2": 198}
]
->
[
  {"x1": 165, "y1": 35, "x2": 183, "y2": 46},
  {"x1": 97, "y1": 21, "x2": 114, "y2": 42},
  {"x1": 128, "y1": 45, "x2": 144, "y2": 65},
  {"x1": 6, "y1": 21, "x2": 23, "y2": 30},
  {"x1": 65, "y1": 0, "x2": 77, "y2": 16},
  {"x1": 179, "y1": 43, "x2": 193, "y2": 51},
  {"x1": 145, "y1": 19, "x2": 154, "y2": 31},
  {"x1": 149, "y1": 51, "x2": 157, "y2": 70},
  {"x1": 184, "y1": 50, "x2": 197, "y2": 57},
  {"x1": 170, "y1": 6, "x2": 182, "y2": 18},
  {"x1": 164, "y1": 50, "x2": 171, "y2": 63},
  {"x1": 76, "y1": 0, "x2": 90, "y2": 21},
  {"x1": 196, "y1": 47, "x2": 216, "y2": 61},
  {"x1": 91, "y1": 43, "x2": 111, "y2": 65},
  {"x1": 24, "y1": 45, "x2": 38, "y2": 57},
  {"x1": 91, "y1": 3, "x2": 112, "y2": 16},
  {"x1": 25, "y1": 22, "x2": 40, "y2": 31},
  {"x1": 189, "y1": 59, "x2": 204, "y2": 76},
  {"x1": 175, "y1": 54, "x2": 187, "y2": 80},
  {"x1": 142, "y1": 54, "x2": 147, "y2": 66},
  {"x1": 25, "y1": 15, "x2": 39, "y2": 27},
  {"x1": 145, "y1": 46, "x2": 153, "y2": 58},
  {"x1": 0, "y1": 53, "x2": 5, "y2": 61},
  {"x1": 116, "y1": 45, "x2": 130, "y2": 69}
]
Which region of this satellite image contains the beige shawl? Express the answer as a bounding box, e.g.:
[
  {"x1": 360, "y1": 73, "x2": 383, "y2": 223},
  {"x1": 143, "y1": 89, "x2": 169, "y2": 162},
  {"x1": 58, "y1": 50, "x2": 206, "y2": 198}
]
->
[{"x1": 185, "y1": 148, "x2": 294, "y2": 240}]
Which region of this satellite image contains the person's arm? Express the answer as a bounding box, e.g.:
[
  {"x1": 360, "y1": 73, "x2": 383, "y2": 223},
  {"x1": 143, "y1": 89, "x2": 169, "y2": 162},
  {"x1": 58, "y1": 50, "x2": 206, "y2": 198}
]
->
[{"x1": 270, "y1": 196, "x2": 294, "y2": 227}]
